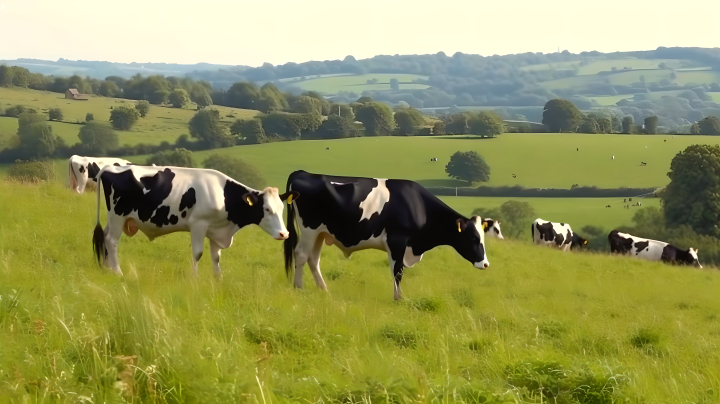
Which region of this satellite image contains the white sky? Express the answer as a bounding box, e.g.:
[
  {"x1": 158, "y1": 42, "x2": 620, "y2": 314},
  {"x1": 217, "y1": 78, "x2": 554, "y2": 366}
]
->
[{"x1": 1, "y1": 0, "x2": 718, "y2": 67}]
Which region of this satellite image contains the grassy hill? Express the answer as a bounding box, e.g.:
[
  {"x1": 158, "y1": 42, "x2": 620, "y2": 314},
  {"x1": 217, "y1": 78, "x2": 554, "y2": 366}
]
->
[
  {"x1": 520, "y1": 57, "x2": 699, "y2": 75},
  {"x1": 0, "y1": 87, "x2": 257, "y2": 147},
  {"x1": 289, "y1": 74, "x2": 429, "y2": 94},
  {"x1": 0, "y1": 180, "x2": 718, "y2": 402}
]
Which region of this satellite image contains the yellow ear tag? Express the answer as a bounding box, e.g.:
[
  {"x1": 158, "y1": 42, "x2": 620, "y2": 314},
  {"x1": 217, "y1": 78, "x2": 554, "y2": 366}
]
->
[
  {"x1": 584, "y1": 240, "x2": 588, "y2": 245},
  {"x1": 287, "y1": 194, "x2": 293, "y2": 204},
  {"x1": 457, "y1": 222, "x2": 462, "y2": 233},
  {"x1": 245, "y1": 196, "x2": 253, "y2": 206},
  {"x1": 482, "y1": 222, "x2": 488, "y2": 230}
]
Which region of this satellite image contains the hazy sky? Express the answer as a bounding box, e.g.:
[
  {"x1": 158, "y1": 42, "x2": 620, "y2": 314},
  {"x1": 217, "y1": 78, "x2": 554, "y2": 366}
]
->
[{"x1": 1, "y1": 0, "x2": 718, "y2": 66}]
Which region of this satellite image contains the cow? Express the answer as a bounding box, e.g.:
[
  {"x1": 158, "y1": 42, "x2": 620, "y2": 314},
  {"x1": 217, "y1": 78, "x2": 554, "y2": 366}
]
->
[
  {"x1": 641, "y1": 162, "x2": 647, "y2": 166},
  {"x1": 608, "y1": 231, "x2": 701, "y2": 268},
  {"x1": 531, "y1": 219, "x2": 587, "y2": 252},
  {"x1": 482, "y1": 218, "x2": 504, "y2": 239},
  {"x1": 69, "y1": 155, "x2": 132, "y2": 193},
  {"x1": 92, "y1": 165, "x2": 298, "y2": 277},
  {"x1": 283, "y1": 170, "x2": 490, "y2": 300}
]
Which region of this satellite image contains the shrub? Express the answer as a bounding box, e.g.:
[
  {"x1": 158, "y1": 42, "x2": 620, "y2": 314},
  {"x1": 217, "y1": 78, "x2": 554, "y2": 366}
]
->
[
  {"x1": 379, "y1": 325, "x2": 418, "y2": 348},
  {"x1": 48, "y1": 108, "x2": 63, "y2": 121},
  {"x1": 5, "y1": 105, "x2": 26, "y2": 118},
  {"x1": 78, "y1": 122, "x2": 118, "y2": 155},
  {"x1": 85, "y1": 113, "x2": 94, "y2": 122},
  {"x1": 146, "y1": 148, "x2": 194, "y2": 167},
  {"x1": 109, "y1": 105, "x2": 140, "y2": 130},
  {"x1": 6, "y1": 159, "x2": 57, "y2": 183},
  {"x1": 202, "y1": 154, "x2": 265, "y2": 189},
  {"x1": 135, "y1": 100, "x2": 150, "y2": 118}
]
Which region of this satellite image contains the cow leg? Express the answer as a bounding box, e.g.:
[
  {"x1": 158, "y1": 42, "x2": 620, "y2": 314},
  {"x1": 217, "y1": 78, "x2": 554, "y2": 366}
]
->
[
  {"x1": 307, "y1": 235, "x2": 327, "y2": 291},
  {"x1": 104, "y1": 218, "x2": 124, "y2": 275},
  {"x1": 209, "y1": 239, "x2": 222, "y2": 279},
  {"x1": 293, "y1": 232, "x2": 317, "y2": 289},
  {"x1": 387, "y1": 236, "x2": 409, "y2": 300},
  {"x1": 190, "y1": 226, "x2": 207, "y2": 277}
]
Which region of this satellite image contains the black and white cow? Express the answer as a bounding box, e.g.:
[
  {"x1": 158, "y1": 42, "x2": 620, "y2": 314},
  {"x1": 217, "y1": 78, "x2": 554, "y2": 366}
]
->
[
  {"x1": 92, "y1": 165, "x2": 298, "y2": 276},
  {"x1": 69, "y1": 155, "x2": 132, "y2": 193},
  {"x1": 532, "y1": 218, "x2": 587, "y2": 252},
  {"x1": 482, "y1": 218, "x2": 504, "y2": 239},
  {"x1": 608, "y1": 230, "x2": 702, "y2": 267},
  {"x1": 283, "y1": 170, "x2": 490, "y2": 300}
]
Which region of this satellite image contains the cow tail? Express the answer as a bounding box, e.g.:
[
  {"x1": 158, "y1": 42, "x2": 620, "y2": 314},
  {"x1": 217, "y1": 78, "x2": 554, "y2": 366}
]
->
[
  {"x1": 92, "y1": 169, "x2": 105, "y2": 266},
  {"x1": 284, "y1": 187, "x2": 297, "y2": 278},
  {"x1": 69, "y1": 159, "x2": 78, "y2": 191}
]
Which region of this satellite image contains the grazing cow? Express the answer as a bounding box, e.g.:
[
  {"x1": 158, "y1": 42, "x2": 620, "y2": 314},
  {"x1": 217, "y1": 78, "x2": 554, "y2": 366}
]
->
[
  {"x1": 69, "y1": 155, "x2": 132, "y2": 193},
  {"x1": 512, "y1": 174, "x2": 517, "y2": 178},
  {"x1": 482, "y1": 218, "x2": 504, "y2": 239},
  {"x1": 641, "y1": 162, "x2": 647, "y2": 166},
  {"x1": 92, "y1": 165, "x2": 298, "y2": 276},
  {"x1": 531, "y1": 219, "x2": 587, "y2": 252},
  {"x1": 608, "y1": 230, "x2": 701, "y2": 268},
  {"x1": 283, "y1": 170, "x2": 490, "y2": 300},
  {"x1": 606, "y1": 205, "x2": 611, "y2": 208},
  {"x1": 326, "y1": 147, "x2": 330, "y2": 150}
]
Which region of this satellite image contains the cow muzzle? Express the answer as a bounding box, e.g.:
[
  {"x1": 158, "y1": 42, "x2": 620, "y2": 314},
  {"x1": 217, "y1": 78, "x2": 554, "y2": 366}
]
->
[
  {"x1": 474, "y1": 261, "x2": 490, "y2": 270},
  {"x1": 275, "y1": 231, "x2": 289, "y2": 241}
]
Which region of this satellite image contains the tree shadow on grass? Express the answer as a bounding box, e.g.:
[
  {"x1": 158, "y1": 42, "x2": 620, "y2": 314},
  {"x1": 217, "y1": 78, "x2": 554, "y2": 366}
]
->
[{"x1": 416, "y1": 178, "x2": 470, "y2": 188}]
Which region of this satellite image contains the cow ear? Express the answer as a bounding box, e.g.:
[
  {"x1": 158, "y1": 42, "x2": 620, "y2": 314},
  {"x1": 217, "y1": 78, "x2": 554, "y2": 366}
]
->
[
  {"x1": 280, "y1": 191, "x2": 300, "y2": 205},
  {"x1": 482, "y1": 221, "x2": 489, "y2": 230},
  {"x1": 456, "y1": 218, "x2": 467, "y2": 233},
  {"x1": 242, "y1": 192, "x2": 258, "y2": 207}
]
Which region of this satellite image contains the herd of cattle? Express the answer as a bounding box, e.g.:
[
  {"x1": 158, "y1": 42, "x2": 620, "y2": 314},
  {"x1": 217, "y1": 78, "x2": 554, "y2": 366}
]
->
[{"x1": 69, "y1": 155, "x2": 704, "y2": 300}]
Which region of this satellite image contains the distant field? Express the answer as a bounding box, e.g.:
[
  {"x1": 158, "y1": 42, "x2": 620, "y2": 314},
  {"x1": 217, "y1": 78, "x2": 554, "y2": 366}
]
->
[
  {"x1": 0, "y1": 87, "x2": 257, "y2": 147},
  {"x1": 291, "y1": 74, "x2": 429, "y2": 94},
  {"x1": 541, "y1": 69, "x2": 720, "y2": 92},
  {"x1": 522, "y1": 58, "x2": 694, "y2": 75},
  {"x1": 588, "y1": 94, "x2": 634, "y2": 105}
]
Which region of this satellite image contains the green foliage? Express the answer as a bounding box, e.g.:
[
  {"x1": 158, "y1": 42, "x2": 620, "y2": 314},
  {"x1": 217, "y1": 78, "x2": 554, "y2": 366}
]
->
[
  {"x1": 6, "y1": 159, "x2": 57, "y2": 183},
  {"x1": 644, "y1": 116, "x2": 659, "y2": 134},
  {"x1": 394, "y1": 108, "x2": 426, "y2": 135},
  {"x1": 260, "y1": 112, "x2": 321, "y2": 139},
  {"x1": 48, "y1": 108, "x2": 63, "y2": 121},
  {"x1": 697, "y1": 116, "x2": 720, "y2": 135},
  {"x1": 468, "y1": 111, "x2": 505, "y2": 137},
  {"x1": 135, "y1": 100, "x2": 150, "y2": 117},
  {"x1": 230, "y1": 118, "x2": 267, "y2": 144},
  {"x1": 192, "y1": 90, "x2": 213, "y2": 108},
  {"x1": 17, "y1": 112, "x2": 56, "y2": 157},
  {"x1": 543, "y1": 99, "x2": 584, "y2": 132},
  {"x1": 202, "y1": 154, "x2": 265, "y2": 189},
  {"x1": 78, "y1": 122, "x2": 118, "y2": 155},
  {"x1": 98, "y1": 80, "x2": 120, "y2": 97},
  {"x1": 259, "y1": 83, "x2": 289, "y2": 112},
  {"x1": 432, "y1": 121, "x2": 445, "y2": 135},
  {"x1": 85, "y1": 112, "x2": 94, "y2": 122},
  {"x1": 355, "y1": 102, "x2": 395, "y2": 135},
  {"x1": 379, "y1": 325, "x2": 419, "y2": 348},
  {"x1": 109, "y1": 105, "x2": 140, "y2": 130},
  {"x1": 445, "y1": 150, "x2": 491, "y2": 183},
  {"x1": 188, "y1": 108, "x2": 233, "y2": 148},
  {"x1": 146, "y1": 148, "x2": 194, "y2": 167},
  {"x1": 390, "y1": 78, "x2": 400, "y2": 90},
  {"x1": 294, "y1": 95, "x2": 323, "y2": 116},
  {"x1": 302, "y1": 91, "x2": 331, "y2": 114},
  {"x1": 168, "y1": 88, "x2": 191, "y2": 108},
  {"x1": 473, "y1": 200, "x2": 536, "y2": 239},
  {"x1": 621, "y1": 116, "x2": 634, "y2": 134},
  {"x1": 5, "y1": 104, "x2": 27, "y2": 118},
  {"x1": 663, "y1": 144, "x2": 720, "y2": 236},
  {"x1": 444, "y1": 112, "x2": 472, "y2": 134}
]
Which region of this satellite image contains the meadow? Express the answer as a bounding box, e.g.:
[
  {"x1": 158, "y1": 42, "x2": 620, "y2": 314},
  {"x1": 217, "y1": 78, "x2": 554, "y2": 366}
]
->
[
  {"x1": 540, "y1": 70, "x2": 720, "y2": 92},
  {"x1": 290, "y1": 74, "x2": 429, "y2": 94},
  {"x1": 0, "y1": 88, "x2": 257, "y2": 147},
  {"x1": 520, "y1": 58, "x2": 697, "y2": 76},
  {"x1": 1, "y1": 177, "x2": 719, "y2": 403}
]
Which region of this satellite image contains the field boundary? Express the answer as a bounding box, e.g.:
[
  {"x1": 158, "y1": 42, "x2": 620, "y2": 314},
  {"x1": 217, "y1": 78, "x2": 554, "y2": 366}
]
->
[{"x1": 428, "y1": 185, "x2": 659, "y2": 198}]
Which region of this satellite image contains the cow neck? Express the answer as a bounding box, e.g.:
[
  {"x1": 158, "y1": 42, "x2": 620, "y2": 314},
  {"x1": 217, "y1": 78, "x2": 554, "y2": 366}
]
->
[
  {"x1": 410, "y1": 195, "x2": 469, "y2": 255},
  {"x1": 224, "y1": 180, "x2": 263, "y2": 228}
]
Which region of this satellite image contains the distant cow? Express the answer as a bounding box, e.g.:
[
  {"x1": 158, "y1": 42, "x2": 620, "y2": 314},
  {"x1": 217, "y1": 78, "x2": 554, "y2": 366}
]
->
[
  {"x1": 92, "y1": 165, "x2": 298, "y2": 276},
  {"x1": 326, "y1": 147, "x2": 330, "y2": 150},
  {"x1": 69, "y1": 155, "x2": 132, "y2": 193},
  {"x1": 532, "y1": 219, "x2": 587, "y2": 252},
  {"x1": 482, "y1": 218, "x2": 504, "y2": 239},
  {"x1": 606, "y1": 205, "x2": 611, "y2": 208},
  {"x1": 641, "y1": 162, "x2": 647, "y2": 166},
  {"x1": 608, "y1": 230, "x2": 701, "y2": 268}
]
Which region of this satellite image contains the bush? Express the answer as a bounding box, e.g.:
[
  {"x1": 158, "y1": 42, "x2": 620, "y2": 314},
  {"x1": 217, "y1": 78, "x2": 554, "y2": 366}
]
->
[
  {"x1": 6, "y1": 159, "x2": 58, "y2": 183},
  {"x1": 109, "y1": 105, "x2": 140, "y2": 130},
  {"x1": 78, "y1": 122, "x2": 118, "y2": 155},
  {"x1": 5, "y1": 105, "x2": 26, "y2": 118},
  {"x1": 48, "y1": 108, "x2": 63, "y2": 121},
  {"x1": 445, "y1": 150, "x2": 491, "y2": 183},
  {"x1": 85, "y1": 113, "x2": 94, "y2": 122},
  {"x1": 146, "y1": 148, "x2": 194, "y2": 167},
  {"x1": 135, "y1": 100, "x2": 150, "y2": 118},
  {"x1": 202, "y1": 154, "x2": 265, "y2": 189}
]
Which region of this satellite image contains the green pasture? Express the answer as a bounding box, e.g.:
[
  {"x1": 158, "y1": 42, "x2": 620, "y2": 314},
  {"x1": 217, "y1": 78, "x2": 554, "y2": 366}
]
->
[
  {"x1": 521, "y1": 58, "x2": 695, "y2": 76},
  {"x1": 587, "y1": 94, "x2": 633, "y2": 105},
  {"x1": 1, "y1": 179, "x2": 719, "y2": 402},
  {"x1": 541, "y1": 69, "x2": 720, "y2": 92},
  {"x1": 291, "y1": 74, "x2": 429, "y2": 94},
  {"x1": 0, "y1": 87, "x2": 257, "y2": 147}
]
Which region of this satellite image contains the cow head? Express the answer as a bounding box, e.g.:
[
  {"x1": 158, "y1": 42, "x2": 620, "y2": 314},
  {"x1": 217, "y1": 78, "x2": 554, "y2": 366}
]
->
[
  {"x1": 242, "y1": 187, "x2": 300, "y2": 240},
  {"x1": 687, "y1": 248, "x2": 702, "y2": 268},
  {"x1": 571, "y1": 233, "x2": 589, "y2": 249},
  {"x1": 482, "y1": 218, "x2": 504, "y2": 240},
  {"x1": 455, "y1": 216, "x2": 490, "y2": 269}
]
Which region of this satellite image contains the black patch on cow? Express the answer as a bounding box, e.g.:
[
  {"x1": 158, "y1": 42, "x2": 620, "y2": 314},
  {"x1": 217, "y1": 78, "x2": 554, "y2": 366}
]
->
[
  {"x1": 170, "y1": 215, "x2": 178, "y2": 225},
  {"x1": 79, "y1": 165, "x2": 85, "y2": 174},
  {"x1": 100, "y1": 168, "x2": 175, "y2": 223},
  {"x1": 150, "y1": 206, "x2": 172, "y2": 227},
  {"x1": 87, "y1": 162, "x2": 101, "y2": 182},
  {"x1": 661, "y1": 244, "x2": 697, "y2": 266},
  {"x1": 482, "y1": 219, "x2": 494, "y2": 234},
  {"x1": 224, "y1": 180, "x2": 264, "y2": 227},
  {"x1": 608, "y1": 230, "x2": 635, "y2": 254},
  {"x1": 113, "y1": 163, "x2": 121, "y2": 166},
  {"x1": 634, "y1": 240, "x2": 649, "y2": 255},
  {"x1": 535, "y1": 222, "x2": 561, "y2": 245},
  {"x1": 494, "y1": 227, "x2": 500, "y2": 234},
  {"x1": 182, "y1": 211, "x2": 187, "y2": 218},
  {"x1": 180, "y1": 187, "x2": 196, "y2": 211}
]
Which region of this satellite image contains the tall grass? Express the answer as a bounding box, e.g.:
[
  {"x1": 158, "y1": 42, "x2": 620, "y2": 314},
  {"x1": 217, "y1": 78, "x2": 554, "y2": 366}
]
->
[{"x1": 1, "y1": 180, "x2": 719, "y2": 402}]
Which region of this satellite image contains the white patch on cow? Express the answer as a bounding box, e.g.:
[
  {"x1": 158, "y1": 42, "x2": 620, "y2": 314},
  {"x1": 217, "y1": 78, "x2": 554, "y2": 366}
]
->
[
  {"x1": 614, "y1": 232, "x2": 673, "y2": 263},
  {"x1": 471, "y1": 217, "x2": 490, "y2": 268},
  {"x1": 358, "y1": 179, "x2": 390, "y2": 222},
  {"x1": 689, "y1": 248, "x2": 702, "y2": 268},
  {"x1": 403, "y1": 247, "x2": 423, "y2": 267},
  {"x1": 532, "y1": 219, "x2": 574, "y2": 252},
  {"x1": 69, "y1": 155, "x2": 132, "y2": 193},
  {"x1": 257, "y1": 187, "x2": 289, "y2": 240},
  {"x1": 483, "y1": 218, "x2": 504, "y2": 240}
]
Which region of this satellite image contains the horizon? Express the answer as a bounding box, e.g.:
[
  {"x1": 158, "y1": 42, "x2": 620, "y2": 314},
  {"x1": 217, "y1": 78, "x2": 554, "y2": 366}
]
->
[{"x1": 1, "y1": 0, "x2": 719, "y2": 67}]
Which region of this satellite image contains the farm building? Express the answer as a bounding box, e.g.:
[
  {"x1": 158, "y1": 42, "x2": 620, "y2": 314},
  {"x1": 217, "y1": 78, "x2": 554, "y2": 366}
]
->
[{"x1": 65, "y1": 89, "x2": 89, "y2": 100}]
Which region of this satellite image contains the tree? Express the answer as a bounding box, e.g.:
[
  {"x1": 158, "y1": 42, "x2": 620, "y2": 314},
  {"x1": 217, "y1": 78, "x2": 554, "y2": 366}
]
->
[
  {"x1": 168, "y1": 88, "x2": 190, "y2": 108},
  {"x1": 394, "y1": 108, "x2": 426, "y2": 135},
  {"x1": 445, "y1": 151, "x2": 491, "y2": 184},
  {"x1": 98, "y1": 81, "x2": 120, "y2": 97},
  {"x1": 188, "y1": 108, "x2": 233, "y2": 147},
  {"x1": 468, "y1": 111, "x2": 504, "y2": 137},
  {"x1": 193, "y1": 90, "x2": 213, "y2": 108},
  {"x1": 78, "y1": 122, "x2": 118, "y2": 154},
  {"x1": 86, "y1": 113, "x2": 94, "y2": 122},
  {"x1": 622, "y1": 116, "x2": 634, "y2": 134},
  {"x1": 135, "y1": 100, "x2": 150, "y2": 117},
  {"x1": 578, "y1": 116, "x2": 599, "y2": 134},
  {"x1": 146, "y1": 148, "x2": 194, "y2": 167},
  {"x1": 294, "y1": 96, "x2": 323, "y2": 116},
  {"x1": 355, "y1": 102, "x2": 395, "y2": 135},
  {"x1": 302, "y1": 91, "x2": 330, "y2": 115},
  {"x1": 224, "y1": 82, "x2": 262, "y2": 110},
  {"x1": 230, "y1": 118, "x2": 267, "y2": 144},
  {"x1": 542, "y1": 99, "x2": 584, "y2": 132},
  {"x1": 390, "y1": 78, "x2": 400, "y2": 91},
  {"x1": 663, "y1": 144, "x2": 720, "y2": 236},
  {"x1": 644, "y1": 116, "x2": 659, "y2": 134},
  {"x1": 17, "y1": 112, "x2": 56, "y2": 157},
  {"x1": 48, "y1": 108, "x2": 63, "y2": 121},
  {"x1": 432, "y1": 121, "x2": 445, "y2": 135},
  {"x1": 203, "y1": 154, "x2": 265, "y2": 188},
  {"x1": 472, "y1": 200, "x2": 535, "y2": 239},
  {"x1": 109, "y1": 105, "x2": 140, "y2": 130},
  {"x1": 697, "y1": 116, "x2": 720, "y2": 135}
]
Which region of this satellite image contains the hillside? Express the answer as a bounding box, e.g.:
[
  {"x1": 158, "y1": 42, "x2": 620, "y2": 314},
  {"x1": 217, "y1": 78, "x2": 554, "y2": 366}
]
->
[{"x1": 0, "y1": 180, "x2": 718, "y2": 402}]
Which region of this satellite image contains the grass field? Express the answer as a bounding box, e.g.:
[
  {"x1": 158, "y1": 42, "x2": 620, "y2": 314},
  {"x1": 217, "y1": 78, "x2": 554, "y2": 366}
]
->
[
  {"x1": 521, "y1": 58, "x2": 695, "y2": 76},
  {"x1": 1, "y1": 179, "x2": 719, "y2": 402},
  {"x1": 0, "y1": 87, "x2": 257, "y2": 147},
  {"x1": 540, "y1": 69, "x2": 720, "y2": 92},
  {"x1": 291, "y1": 74, "x2": 429, "y2": 94}
]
